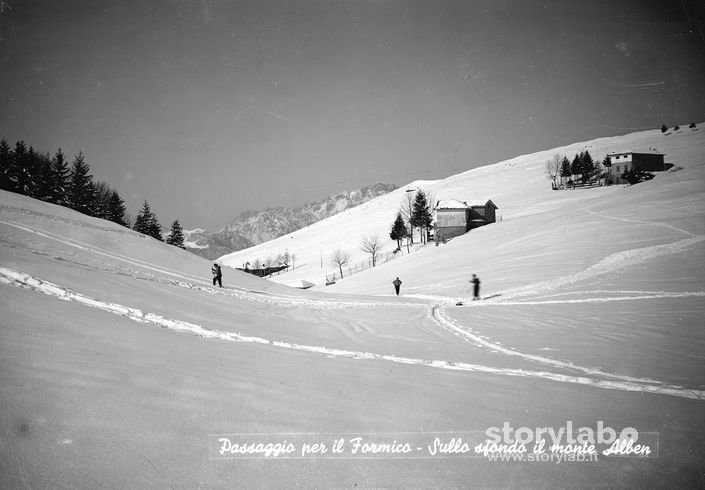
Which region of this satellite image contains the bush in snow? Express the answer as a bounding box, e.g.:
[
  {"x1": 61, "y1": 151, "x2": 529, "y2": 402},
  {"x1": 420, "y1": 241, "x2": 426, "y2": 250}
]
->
[{"x1": 621, "y1": 168, "x2": 654, "y2": 185}]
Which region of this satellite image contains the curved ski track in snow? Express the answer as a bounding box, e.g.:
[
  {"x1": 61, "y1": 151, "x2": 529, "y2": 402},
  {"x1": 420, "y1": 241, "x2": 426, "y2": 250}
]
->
[
  {"x1": 432, "y1": 305, "x2": 662, "y2": 384},
  {"x1": 472, "y1": 235, "x2": 705, "y2": 303},
  {"x1": 2, "y1": 217, "x2": 705, "y2": 400},
  {"x1": 1, "y1": 267, "x2": 704, "y2": 401}
]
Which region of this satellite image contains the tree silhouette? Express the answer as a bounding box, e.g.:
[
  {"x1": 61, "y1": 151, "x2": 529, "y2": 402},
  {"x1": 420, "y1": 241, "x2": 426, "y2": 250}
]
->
[
  {"x1": 360, "y1": 234, "x2": 382, "y2": 267},
  {"x1": 67, "y1": 152, "x2": 95, "y2": 215},
  {"x1": 329, "y1": 249, "x2": 350, "y2": 279},
  {"x1": 411, "y1": 189, "x2": 433, "y2": 243},
  {"x1": 166, "y1": 220, "x2": 186, "y2": 248},
  {"x1": 389, "y1": 212, "x2": 407, "y2": 250},
  {"x1": 133, "y1": 201, "x2": 163, "y2": 240}
]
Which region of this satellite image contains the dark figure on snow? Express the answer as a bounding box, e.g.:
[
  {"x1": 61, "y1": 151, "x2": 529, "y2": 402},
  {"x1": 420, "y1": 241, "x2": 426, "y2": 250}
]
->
[
  {"x1": 470, "y1": 274, "x2": 481, "y2": 300},
  {"x1": 393, "y1": 277, "x2": 402, "y2": 296},
  {"x1": 212, "y1": 263, "x2": 223, "y2": 287}
]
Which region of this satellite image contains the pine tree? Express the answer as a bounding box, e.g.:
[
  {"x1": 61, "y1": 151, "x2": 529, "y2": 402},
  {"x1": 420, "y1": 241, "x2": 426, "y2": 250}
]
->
[
  {"x1": 580, "y1": 150, "x2": 596, "y2": 183},
  {"x1": 147, "y1": 211, "x2": 163, "y2": 241},
  {"x1": 389, "y1": 212, "x2": 407, "y2": 250},
  {"x1": 0, "y1": 138, "x2": 12, "y2": 191},
  {"x1": 133, "y1": 204, "x2": 149, "y2": 234},
  {"x1": 559, "y1": 156, "x2": 571, "y2": 184},
  {"x1": 93, "y1": 181, "x2": 113, "y2": 219},
  {"x1": 49, "y1": 149, "x2": 70, "y2": 205},
  {"x1": 106, "y1": 190, "x2": 128, "y2": 226},
  {"x1": 166, "y1": 220, "x2": 185, "y2": 248},
  {"x1": 133, "y1": 200, "x2": 163, "y2": 240},
  {"x1": 68, "y1": 152, "x2": 95, "y2": 215},
  {"x1": 570, "y1": 154, "x2": 581, "y2": 181},
  {"x1": 24, "y1": 146, "x2": 42, "y2": 198},
  {"x1": 6, "y1": 141, "x2": 29, "y2": 194},
  {"x1": 411, "y1": 189, "x2": 433, "y2": 244},
  {"x1": 36, "y1": 152, "x2": 54, "y2": 201}
]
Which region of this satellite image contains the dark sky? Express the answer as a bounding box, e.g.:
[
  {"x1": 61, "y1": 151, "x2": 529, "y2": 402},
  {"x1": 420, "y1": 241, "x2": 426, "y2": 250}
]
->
[{"x1": 1, "y1": 0, "x2": 704, "y2": 229}]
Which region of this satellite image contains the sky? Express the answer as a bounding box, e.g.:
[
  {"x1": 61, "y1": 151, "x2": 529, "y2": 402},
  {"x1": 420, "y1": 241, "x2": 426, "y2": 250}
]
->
[{"x1": 1, "y1": 0, "x2": 704, "y2": 229}]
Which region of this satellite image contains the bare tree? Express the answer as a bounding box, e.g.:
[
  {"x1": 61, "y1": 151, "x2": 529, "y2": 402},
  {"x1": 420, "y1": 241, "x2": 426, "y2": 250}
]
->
[
  {"x1": 545, "y1": 154, "x2": 560, "y2": 188},
  {"x1": 359, "y1": 234, "x2": 382, "y2": 267},
  {"x1": 329, "y1": 249, "x2": 350, "y2": 279},
  {"x1": 400, "y1": 189, "x2": 416, "y2": 244}
]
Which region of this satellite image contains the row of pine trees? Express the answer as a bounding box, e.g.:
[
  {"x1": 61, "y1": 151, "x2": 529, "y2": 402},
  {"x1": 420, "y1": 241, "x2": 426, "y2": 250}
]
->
[
  {"x1": 0, "y1": 138, "x2": 185, "y2": 248},
  {"x1": 546, "y1": 149, "x2": 611, "y2": 188}
]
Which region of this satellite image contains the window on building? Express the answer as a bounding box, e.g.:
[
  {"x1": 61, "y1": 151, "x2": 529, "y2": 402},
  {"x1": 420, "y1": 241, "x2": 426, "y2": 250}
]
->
[{"x1": 616, "y1": 166, "x2": 620, "y2": 172}]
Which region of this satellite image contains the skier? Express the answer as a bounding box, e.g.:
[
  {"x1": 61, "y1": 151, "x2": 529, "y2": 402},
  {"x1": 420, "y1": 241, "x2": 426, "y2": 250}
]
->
[
  {"x1": 212, "y1": 263, "x2": 223, "y2": 287},
  {"x1": 470, "y1": 274, "x2": 481, "y2": 300},
  {"x1": 393, "y1": 277, "x2": 402, "y2": 296}
]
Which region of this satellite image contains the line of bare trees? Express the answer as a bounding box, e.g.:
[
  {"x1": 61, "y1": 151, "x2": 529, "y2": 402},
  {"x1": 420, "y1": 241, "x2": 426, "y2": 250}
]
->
[{"x1": 328, "y1": 187, "x2": 435, "y2": 280}]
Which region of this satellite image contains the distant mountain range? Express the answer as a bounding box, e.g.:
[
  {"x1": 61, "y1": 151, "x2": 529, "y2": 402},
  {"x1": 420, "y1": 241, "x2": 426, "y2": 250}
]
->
[{"x1": 183, "y1": 183, "x2": 397, "y2": 260}]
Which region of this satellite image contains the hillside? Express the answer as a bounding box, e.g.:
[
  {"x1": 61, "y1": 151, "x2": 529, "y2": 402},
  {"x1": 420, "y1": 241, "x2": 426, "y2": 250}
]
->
[
  {"x1": 219, "y1": 125, "x2": 705, "y2": 296},
  {"x1": 1, "y1": 125, "x2": 704, "y2": 488},
  {"x1": 183, "y1": 183, "x2": 397, "y2": 260}
]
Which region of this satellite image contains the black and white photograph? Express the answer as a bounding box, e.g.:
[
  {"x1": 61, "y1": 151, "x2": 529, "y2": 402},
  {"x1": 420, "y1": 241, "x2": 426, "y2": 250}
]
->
[{"x1": 1, "y1": 1, "x2": 704, "y2": 488}]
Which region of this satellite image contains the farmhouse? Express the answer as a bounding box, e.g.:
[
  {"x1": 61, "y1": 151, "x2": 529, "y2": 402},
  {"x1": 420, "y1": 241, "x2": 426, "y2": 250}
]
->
[
  {"x1": 434, "y1": 199, "x2": 498, "y2": 241},
  {"x1": 237, "y1": 264, "x2": 288, "y2": 277},
  {"x1": 606, "y1": 151, "x2": 665, "y2": 184}
]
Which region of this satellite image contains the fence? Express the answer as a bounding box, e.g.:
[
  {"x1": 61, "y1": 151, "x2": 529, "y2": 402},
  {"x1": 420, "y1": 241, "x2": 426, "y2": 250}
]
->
[{"x1": 325, "y1": 242, "x2": 426, "y2": 283}]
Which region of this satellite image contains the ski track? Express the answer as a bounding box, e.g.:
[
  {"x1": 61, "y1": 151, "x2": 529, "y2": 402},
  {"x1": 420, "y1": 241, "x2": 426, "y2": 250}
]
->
[
  {"x1": 432, "y1": 305, "x2": 664, "y2": 385},
  {"x1": 0, "y1": 218, "x2": 422, "y2": 310},
  {"x1": 584, "y1": 208, "x2": 699, "y2": 238},
  {"x1": 478, "y1": 234, "x2": 705, "y2": 303},
  {"x1": 2, "y1": 267, "x2": 704, "y2": 401},
  {"x1": 472, "y1": 291, "x2": 705, "y2": 306},
  {"x1": 3, "y1": 218, "x2": 705, "y2": 401}
]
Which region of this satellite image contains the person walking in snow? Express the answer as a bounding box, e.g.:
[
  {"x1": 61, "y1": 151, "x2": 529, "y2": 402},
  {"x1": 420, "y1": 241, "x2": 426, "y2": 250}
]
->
[
  {"x1": 212, "y1": 263, "x2": 223, "y2": 287},
  {"x1": 393, "y1": 277, "x2": 402, "y2": 296},
  {"x1": 470, "y1": 274, "x2": 481, "y2": 300}
]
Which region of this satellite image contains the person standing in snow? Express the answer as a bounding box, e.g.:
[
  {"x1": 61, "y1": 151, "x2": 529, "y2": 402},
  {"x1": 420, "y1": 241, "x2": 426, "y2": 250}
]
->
[
  {"x1": 470, "y1": 274, "x2": 481, "y2": 300},
  {"x1": 212, "y1": 263, "x2": 223, "y2": 287},
  {"x1": 393, "y1": 277, "x2": 402, "y2": 296}
]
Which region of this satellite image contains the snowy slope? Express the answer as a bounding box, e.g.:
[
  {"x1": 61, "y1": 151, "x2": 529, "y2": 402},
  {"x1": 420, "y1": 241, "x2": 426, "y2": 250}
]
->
[
  {"x1": 1, "y1": 125, "x2": 704, "y2": 488},
  {"x1": 219, "y1": 125, "x2": 705, "y2": 295}
]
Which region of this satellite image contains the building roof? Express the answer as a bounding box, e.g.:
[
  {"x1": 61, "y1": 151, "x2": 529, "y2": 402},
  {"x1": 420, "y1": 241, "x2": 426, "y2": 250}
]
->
[
  {"x1": 436, "y1": 198, "x2": 498, "y2": 210},
  {"x1": 470, "y1": 199, "x2": 498, "y2": 210},
  {"x1": 436, "y1": 199, "x2": 469, "y2": 210},
  {"x1": 607, "y1": 150, "x2": 665, "y2": 156}
]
